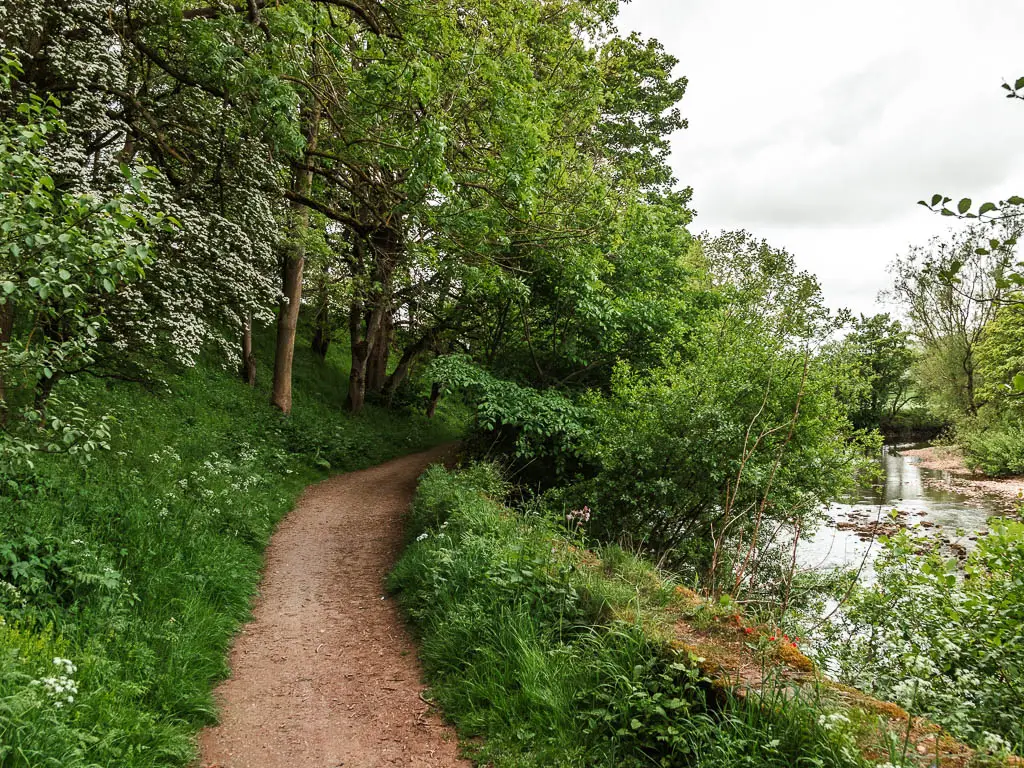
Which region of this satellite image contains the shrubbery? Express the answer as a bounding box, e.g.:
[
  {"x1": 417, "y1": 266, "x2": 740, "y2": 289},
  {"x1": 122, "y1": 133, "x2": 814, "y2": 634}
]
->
[
  {"x1": 958, "y1": 415, "x2": 1024, "y2": 476},
  {"x1": 817, "y1": 522, "x2": 1024, "y2": 754}
]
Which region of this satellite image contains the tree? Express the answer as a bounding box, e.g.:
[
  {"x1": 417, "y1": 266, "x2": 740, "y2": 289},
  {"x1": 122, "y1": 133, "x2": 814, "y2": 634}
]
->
[
  {"x1": 887, "y1": 224, "x2": 1017, "y2": 416},
  {"x1": 0, "y1": 55, "x2": 166, "y2": 459},
  {"x1": 842, "y1": 313, "x2": 914, "y2": 430},
  {"x1": 578, "y1": 232, "x2": 863, "y2": 593}
]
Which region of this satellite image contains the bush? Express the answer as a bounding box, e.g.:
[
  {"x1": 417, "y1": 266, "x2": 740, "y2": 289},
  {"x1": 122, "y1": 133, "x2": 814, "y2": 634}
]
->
[
  {"x1": 817, "y1": 522, "x2": 1024, "y2": 753},
  {"x1": 959, "y1": 416, "x2": 1024, "y2": 476}
]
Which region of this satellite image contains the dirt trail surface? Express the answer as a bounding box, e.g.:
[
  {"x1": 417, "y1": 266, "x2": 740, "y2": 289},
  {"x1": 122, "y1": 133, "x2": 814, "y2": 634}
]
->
[{"x1": 199, "y1": 445, "x2": 471, "y2": 768}]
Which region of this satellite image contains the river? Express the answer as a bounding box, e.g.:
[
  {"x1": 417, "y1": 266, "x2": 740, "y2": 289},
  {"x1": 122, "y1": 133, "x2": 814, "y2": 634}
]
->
[{"x1": 798, "y1": 443, "x2": 1008, "y2": 581}]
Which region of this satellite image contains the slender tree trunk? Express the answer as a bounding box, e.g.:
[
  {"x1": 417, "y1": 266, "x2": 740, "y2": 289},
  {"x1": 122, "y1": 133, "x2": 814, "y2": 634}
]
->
[
  {"x1": 270, "y1": 245, "x2": 305, "y2": 413},
  {"x1": 426, "y1": 381, "x2": 442, "y2": 418},
  {"x1": 964, "y1": 353, "x2": 978, "y2": 416},
  {"x1": 311, "y1": 303, "x2": 331, "y2": 359},
  {"x1": 383, "y1": 328, "x2": 437, "y2": 401},
  {"x1": 270, "y1": 106, "x2": 319, "y2": 414},
  {"x1": 0, "y1": 302, "x2": 13, "y2": 426},
  {"x1": 34, "y1": 371, "x2": 62, "y2": 415},
  {"x1": 241, "y1": 312, "x2": 256, "y2": 387},
  {"x1": 346, "y1": 304, "x2": 370, "y2": 413},
  {"x1": 347, "y1": 305, "x2": 388, "y2": 413},
  {"x1": 346, "y1": 222, "x2": 401, "y2": 412}
]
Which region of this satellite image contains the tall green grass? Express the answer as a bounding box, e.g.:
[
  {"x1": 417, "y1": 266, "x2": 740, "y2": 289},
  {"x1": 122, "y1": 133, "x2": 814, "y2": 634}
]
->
[
  {"x1": 0, "y1": 335, "x2": 462, "y2": 767},
  {"x1": 389, "y1": 464, "x2": 879, "y2": 768}
]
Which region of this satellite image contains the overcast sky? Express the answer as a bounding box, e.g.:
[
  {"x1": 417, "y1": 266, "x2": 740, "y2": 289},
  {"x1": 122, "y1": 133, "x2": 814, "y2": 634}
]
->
[{"x1": 615, "y1": 0, "x2": 1024, "y2": 317}]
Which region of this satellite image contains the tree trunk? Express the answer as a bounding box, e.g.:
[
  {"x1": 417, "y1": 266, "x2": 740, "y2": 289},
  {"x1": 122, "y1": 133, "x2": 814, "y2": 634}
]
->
[
  {"x1": 241, "y1": 312, "x2": 256, "y2": 387},
  {"x1": 426, "y1": 381, "x2": 442, "y2": 418},
  {"x1": 270, "y1": 246, "x2": 305, "y2": 413},
  {"x1": 0, "y1": 302, "x2": 13, "y2": 426},
  {"x1": 311, "y1": 304, "x2": 331, "y2": 359},
  {"x1": 34, "y1": 371, "x2": 62, "y2": 416},
  {"x1": 346, "y1": 222, "x2": 402, "y2": 412},
  {"x1": 270, "y1": 106, "x2": 319, "y2": 414},
  {"x1": 346, "y1": 304, "x2": 370, "y2": 413},
  {"x1": 383, "y1": 328, "x2": 437, "y2": 401},
  {"x1": 964, "y1": 349, "x2": 978, "y2": 416},
  {"x1": 365, "y1": 312, "x2": 392, "y2": 395}
]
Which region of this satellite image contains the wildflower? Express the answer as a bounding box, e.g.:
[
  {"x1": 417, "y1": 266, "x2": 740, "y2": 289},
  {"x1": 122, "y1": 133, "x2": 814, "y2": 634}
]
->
[
  {"x1": 743, "y1": 627, "x2": 753, "y2": 635},
  {"x1": 566, "y1": 506, "x2": 592, "y2": 527},
  {"x1": 768, "y1": 635, "x2": 776, "y2": 642},
  {"x1": 415, "y1": 532, "x2": 429, "y2": 542}
]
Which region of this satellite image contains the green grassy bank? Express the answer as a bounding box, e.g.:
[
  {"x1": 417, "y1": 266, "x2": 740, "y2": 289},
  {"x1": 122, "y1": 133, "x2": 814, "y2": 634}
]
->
[
  {"x1": 388, "y1": 463, "x2": 907, "y2": 768},
  {"x1": 0, "y1": 339, "x2": 462, "y2": 767}
]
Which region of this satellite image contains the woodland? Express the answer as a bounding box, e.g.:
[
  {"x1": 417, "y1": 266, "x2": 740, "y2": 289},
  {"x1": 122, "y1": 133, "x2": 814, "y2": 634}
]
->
[{"x1": 0, "y1": 1, "x2": 1021, "y2": 766}]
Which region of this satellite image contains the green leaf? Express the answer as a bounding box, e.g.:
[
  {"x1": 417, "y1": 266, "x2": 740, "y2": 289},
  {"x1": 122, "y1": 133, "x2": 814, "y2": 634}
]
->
[
  {"x1": 1, "y1": 281, "x2": 14, "y2": 294},
  {"x1": 1012, "y1": 373, "x2": 1024, "y2": 393},
  {"x1": 1006, "y1": 195, "x2": 1024, "y2": 206},
  {"x1": 930, "y1": 194, "x2": 943, "y2": 207},
  {"x1": 1015, "y1": 76, "x2": 1024, "y2": 91},
  {"x1": 979, "y1": 202, "x2": 997, "y2": 216},
  {"x1": 957, "y1": 198, "x2": 972, "y2": 215}
]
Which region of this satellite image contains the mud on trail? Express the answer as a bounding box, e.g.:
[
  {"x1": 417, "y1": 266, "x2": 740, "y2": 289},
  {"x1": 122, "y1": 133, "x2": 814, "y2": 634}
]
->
[{"x1": 199, "y1": 445, "x2": 471, "y2": 768}]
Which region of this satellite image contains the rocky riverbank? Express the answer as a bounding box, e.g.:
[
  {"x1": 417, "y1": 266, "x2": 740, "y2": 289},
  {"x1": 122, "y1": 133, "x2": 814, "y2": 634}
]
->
[{"x1": 899, "y1": 445, "x2": 1023, "y2": 512}]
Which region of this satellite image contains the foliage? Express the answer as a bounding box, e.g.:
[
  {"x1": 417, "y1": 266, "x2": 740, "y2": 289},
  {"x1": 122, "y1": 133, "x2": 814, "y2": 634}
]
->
[
  {"x1": 840, "y1": 314, "x2": 915, "y2": 431},
  {"x1": 389, "y1": 463, "x2": 875, "y2": 768},
  {"x1": 428, "y1": 354, "x2": 589, "y2": 472},
  {"x1": 561, "y1": 232, "x2": 869, "y2": 590},
  {"x1": 918, "y1": 75, "x2": 1024, "y2": 257},
  {"x1": 817, "y1": 523, "x2": 1024, "y2": 753},
  {"x1": 956, "y1": 414, "x2": 1024, "y2": 476},
  {"x1": 886, "y1": 224, "x2": 1019, "y2": 418},
  {"x1": 0, "y1": 336, "x2": 460, "y2": 768},
  {"x1": 0, "y1": 54, "x2": 168, "y2": 460},
  {"x1": 953, "y1": 299, "x2": 1024, "y2": 473}
]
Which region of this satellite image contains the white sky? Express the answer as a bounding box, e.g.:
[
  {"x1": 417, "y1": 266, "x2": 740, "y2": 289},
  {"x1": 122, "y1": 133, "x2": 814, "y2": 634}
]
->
[{"x1": 615, "y1": 0, "x2": 1024, "y2": 317}]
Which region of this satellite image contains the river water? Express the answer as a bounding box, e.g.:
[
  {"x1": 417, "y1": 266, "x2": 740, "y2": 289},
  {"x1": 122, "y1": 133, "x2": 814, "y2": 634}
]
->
[{"x1": 798, "y1": 444, "x2": 1008, "y2": 581}]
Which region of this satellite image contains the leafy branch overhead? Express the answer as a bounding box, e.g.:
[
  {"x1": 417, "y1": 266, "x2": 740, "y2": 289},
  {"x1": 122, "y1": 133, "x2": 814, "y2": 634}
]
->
[{"x1": 917, "y1": 75, "x2": 1024, "y2": 247}]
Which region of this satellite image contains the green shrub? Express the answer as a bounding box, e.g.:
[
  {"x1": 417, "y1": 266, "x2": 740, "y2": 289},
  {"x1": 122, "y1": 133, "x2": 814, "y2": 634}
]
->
[
  {"x1": 818, "y1": 522, "x2": 1024, "y2": 754},
  {"x1": 959, "y1": 416, "x2": 1024, "y2": 476}
]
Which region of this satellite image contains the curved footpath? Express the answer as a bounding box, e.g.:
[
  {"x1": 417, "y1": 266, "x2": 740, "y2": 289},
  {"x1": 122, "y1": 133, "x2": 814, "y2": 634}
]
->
[{"x1": 199, "y1": 445, "x2": 470, "y2": 768}]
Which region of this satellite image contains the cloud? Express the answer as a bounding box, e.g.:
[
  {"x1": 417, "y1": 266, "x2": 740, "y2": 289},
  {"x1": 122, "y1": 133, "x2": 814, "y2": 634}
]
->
[{"x1": 615, "y1": 0, "x2": 1024, "y2": 312}]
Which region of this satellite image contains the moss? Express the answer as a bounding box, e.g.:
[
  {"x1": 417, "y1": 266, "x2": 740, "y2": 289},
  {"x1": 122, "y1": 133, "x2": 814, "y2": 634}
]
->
[{"x1": 774, "y1": 642, "x2": 815, "y2": 673}]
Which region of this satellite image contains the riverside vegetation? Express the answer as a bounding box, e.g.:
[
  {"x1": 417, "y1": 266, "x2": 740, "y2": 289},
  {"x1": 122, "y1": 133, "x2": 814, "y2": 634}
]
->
[{"x1": 1, "y1": 1, "x2": 1023, "y2": 766}]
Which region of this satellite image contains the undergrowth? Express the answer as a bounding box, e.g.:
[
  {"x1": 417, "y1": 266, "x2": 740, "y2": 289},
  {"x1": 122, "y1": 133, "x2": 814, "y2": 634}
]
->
[
  {"x1": 0, "y1": 333, "x2": 463, "y2": 767},
  {"x1": 388, "y1": 463, "x2": 883, "y2": 768}
]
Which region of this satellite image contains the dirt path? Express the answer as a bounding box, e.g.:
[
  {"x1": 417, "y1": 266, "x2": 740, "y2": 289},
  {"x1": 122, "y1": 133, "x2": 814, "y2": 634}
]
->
[{"x1": 199, "y1": 445, "x2": 471, "y2": 768}]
